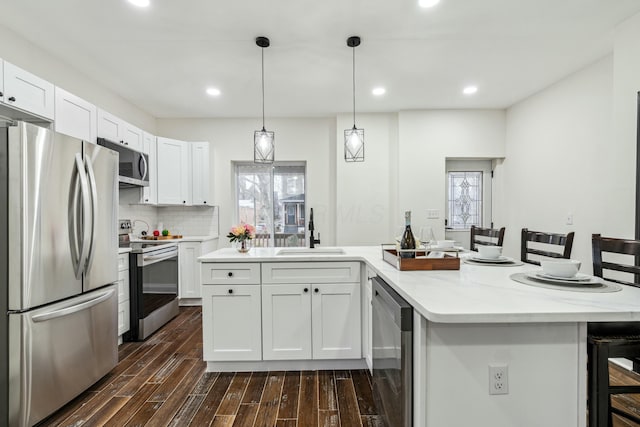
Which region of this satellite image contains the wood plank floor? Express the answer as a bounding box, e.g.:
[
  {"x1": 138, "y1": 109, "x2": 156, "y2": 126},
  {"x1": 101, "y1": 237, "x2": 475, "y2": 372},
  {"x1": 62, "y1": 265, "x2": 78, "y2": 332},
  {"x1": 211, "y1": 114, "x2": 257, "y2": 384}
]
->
[{"x1": 38, "y1": 306, "x2": 640, "y2": 426}]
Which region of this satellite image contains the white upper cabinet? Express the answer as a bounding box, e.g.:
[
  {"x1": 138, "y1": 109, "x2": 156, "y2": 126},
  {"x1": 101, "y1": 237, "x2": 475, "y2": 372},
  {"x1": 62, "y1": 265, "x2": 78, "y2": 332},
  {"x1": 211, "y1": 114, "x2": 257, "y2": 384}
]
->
[
  {"x1": 0, "y1": 58, "x2": 4, "y2": 103},
  {"x1": 54, "y1": 87, "x2": 97, "y2": 143},
  {"x1": 141, "y1": 132, "x2": 157, "y2": 205},
  {"x1": 2, "y1": 61, "x2": 54, "y2": 119},
  {"x1": 191, "y1": 141, "x2": 211, "y2": 205},
  {"x1": 97, "y1": 108, "x2": 142, "y2": 151},
  {"x1": 157, "y1": 136, "x2": 190, "y2": 205}
]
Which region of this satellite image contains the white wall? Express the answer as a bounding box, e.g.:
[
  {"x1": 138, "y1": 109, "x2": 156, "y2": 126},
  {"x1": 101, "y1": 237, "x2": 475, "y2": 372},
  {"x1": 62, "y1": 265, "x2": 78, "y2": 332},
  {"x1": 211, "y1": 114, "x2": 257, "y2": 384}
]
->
[
  {"x1": 156, "y1": 118, "x2": 336, "y2": 247},
  {"x1": 398, "y1": 110, "x2": 506, "y2": 241},
  {"x1": 495, "y1": 56, "x2": 616, "y2": 270},
  {"x1": 336, "y1": 113, "x2": 398, "y2": 245},
  {"x1": 0, "y1": 23, "x2": 156, "y2": 132}
]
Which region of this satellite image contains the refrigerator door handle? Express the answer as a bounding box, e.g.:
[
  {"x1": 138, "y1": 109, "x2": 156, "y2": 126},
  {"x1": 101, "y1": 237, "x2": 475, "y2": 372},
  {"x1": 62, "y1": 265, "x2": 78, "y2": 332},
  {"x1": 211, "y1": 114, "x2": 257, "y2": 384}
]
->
[
  {"x1": 31, "y1": 288, "x2": 115, "y2": 323},
  {"x1": 74, "y1": 153, "x2": 91, "y2": 279},
  {"x1": 83, "y1": 155, "x2": 98, "y2": 275},
  {"x1": 68, "y1": 161, "x2": 82, "y2": 275}
]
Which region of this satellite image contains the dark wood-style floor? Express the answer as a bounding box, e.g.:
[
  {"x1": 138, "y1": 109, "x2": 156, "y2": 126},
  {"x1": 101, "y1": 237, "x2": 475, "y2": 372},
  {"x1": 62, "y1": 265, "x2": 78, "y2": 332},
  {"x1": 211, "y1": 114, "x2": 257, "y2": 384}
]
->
[{"x1": 39, "y1": 307, "x2": 640, "y2": 427}]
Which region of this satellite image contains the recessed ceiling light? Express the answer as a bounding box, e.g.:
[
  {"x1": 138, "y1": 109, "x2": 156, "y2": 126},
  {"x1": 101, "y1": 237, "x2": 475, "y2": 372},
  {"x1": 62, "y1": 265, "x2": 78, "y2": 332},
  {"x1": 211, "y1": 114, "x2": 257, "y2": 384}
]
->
[
  {"x1": 128, "y1": 0, "x2": 150, "y2": 7},
  {"x1": 419, "y1": 0, "x2": 440, "y2": 8},
  {"x1": 206, "y1": 87, "x2": 221, "y2": 97},
  {"x1": 372, "y1": 87, "x2": 386, "y2": 96},
  {"x1": 463, "y1": 85, "x2": 478, "y2": 95}
]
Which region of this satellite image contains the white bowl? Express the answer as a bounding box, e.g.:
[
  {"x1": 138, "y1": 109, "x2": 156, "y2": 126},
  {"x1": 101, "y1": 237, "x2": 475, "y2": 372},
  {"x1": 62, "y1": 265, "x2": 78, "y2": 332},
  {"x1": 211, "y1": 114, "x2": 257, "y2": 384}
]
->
[
  {"x1": 436, "y1": 240, "x2": 455, "y2": 248},
  {"x1": 477, "y1": 245, "x2": 503, "y2": 259},
  {"x1": 540, "y1": 259, "x2": 581, "y2": 278}
]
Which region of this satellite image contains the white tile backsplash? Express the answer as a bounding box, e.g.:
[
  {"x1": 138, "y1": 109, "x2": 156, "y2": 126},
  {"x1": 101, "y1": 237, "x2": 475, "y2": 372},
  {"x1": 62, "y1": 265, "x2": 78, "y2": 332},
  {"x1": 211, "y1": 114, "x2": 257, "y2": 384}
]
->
[
  {"x1": 157, "y1": 205, "x2": 219, "y2": 237},
  {"x1": 118, "y1": 188, "x2": 219, "y2": 237}
]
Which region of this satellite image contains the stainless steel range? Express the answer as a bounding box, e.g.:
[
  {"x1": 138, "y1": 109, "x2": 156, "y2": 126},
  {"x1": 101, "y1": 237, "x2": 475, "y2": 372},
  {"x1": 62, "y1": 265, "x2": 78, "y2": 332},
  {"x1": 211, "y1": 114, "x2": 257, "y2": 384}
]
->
[{"x1": 120, "y1": 220, "x2": 179, "y2": 341}]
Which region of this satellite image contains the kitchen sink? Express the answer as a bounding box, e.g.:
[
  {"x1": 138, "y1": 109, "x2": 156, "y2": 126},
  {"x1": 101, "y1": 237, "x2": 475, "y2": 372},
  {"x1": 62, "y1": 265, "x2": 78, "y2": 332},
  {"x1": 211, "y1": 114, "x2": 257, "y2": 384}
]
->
[{"x1": 276, "y1": 247, "x2": 346, "y2": 256}]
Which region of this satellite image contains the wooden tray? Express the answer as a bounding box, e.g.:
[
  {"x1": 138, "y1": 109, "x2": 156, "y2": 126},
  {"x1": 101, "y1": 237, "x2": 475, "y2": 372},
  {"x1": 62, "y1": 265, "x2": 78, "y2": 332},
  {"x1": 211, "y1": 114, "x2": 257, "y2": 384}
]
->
[
  {"x1": 382, "y1": 245, "x2": 460, "y2": 271},
  {"x1": 141, "y1": 235, "x2": 183, "y2": 240}
]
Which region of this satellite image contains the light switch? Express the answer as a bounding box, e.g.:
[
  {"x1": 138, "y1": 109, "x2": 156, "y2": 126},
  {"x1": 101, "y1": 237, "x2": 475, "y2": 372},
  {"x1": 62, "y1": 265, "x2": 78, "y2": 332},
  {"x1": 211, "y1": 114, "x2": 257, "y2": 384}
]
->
[{"x1": 427, "y1": 209, "x2": 440, "y2": 219}]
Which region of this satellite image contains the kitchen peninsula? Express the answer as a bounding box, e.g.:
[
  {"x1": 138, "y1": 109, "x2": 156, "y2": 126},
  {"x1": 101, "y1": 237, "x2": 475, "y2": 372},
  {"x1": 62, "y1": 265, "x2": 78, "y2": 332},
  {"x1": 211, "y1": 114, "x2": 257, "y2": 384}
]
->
[{"x1": 199, "y1": 246, "x2": 640, "y2": 427}]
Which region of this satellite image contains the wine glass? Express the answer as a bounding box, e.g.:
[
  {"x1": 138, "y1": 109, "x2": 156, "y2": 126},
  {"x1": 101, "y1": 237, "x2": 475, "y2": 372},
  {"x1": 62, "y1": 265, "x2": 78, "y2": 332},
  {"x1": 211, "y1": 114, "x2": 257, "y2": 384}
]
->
[{"x1": 419, "y1": 227, "x2": 435, "y2": 248}]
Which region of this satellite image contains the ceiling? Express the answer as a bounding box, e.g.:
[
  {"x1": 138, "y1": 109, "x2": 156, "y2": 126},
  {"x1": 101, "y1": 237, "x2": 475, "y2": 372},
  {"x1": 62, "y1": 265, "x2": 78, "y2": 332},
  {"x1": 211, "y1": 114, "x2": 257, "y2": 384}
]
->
[{"x1": 1, "y1": 0, "x2": 639, "y2": 119}]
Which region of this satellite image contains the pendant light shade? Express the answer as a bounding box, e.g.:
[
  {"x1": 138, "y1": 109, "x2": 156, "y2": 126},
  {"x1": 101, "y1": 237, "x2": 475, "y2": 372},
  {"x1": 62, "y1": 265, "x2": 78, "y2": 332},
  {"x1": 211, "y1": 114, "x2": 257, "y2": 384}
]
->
[
  {"x1": 345, "y1": 36, "x2": 364, "y2": 162},
  {"x1": 254, "y1": 36, "x2": 274, "y2": 164}
]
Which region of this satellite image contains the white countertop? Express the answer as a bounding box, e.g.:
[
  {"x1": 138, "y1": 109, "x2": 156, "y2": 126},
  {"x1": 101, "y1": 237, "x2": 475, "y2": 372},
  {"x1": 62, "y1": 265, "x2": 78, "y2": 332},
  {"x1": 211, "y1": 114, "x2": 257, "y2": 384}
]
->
[
  {"x1": 199, "y1": 246, "x2": 640, "y2": 324},
  {"x1": 118, "y1": 247, "x2": 132, "y2": 254},
  {"x1": 130, "y1": 235, "x2": 218, "y2": 243}
]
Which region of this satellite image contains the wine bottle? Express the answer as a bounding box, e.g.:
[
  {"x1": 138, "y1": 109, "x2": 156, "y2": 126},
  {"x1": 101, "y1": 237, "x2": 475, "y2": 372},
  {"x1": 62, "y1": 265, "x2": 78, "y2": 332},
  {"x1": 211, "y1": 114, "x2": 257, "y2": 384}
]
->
[{"x1": 400, "y1": 211, "x2": 416, "y2": 259}]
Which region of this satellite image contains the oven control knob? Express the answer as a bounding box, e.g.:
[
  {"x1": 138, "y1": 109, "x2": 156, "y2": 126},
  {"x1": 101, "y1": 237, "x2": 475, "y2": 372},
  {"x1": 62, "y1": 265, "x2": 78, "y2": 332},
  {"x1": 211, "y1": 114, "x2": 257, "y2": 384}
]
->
[
  {"x1": 227, "y1": 272, "x2": 233, "y2": 277},
  {"x1": 314, "y1": 288, "x2": 319, "y2": 293},
  {"x1": 304, "y1": 288, "x2": 309, "y2": 293},
  {"x1": 228, "y1": 289, "x2": 233, "y2": 294}
]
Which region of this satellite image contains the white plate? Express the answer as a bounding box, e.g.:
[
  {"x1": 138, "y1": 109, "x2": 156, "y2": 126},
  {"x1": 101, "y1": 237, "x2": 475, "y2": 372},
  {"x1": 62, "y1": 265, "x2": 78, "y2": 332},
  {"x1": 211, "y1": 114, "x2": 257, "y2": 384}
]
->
[
  {"x1": 526, "y1": 271, "x2": 600, "y2": 285},
  {"x1": 469, "y1": 255, "x2": 513, "y2": 263},
  {"x1": 536, "y1": 272, "x2": 592, "y2": 282}
]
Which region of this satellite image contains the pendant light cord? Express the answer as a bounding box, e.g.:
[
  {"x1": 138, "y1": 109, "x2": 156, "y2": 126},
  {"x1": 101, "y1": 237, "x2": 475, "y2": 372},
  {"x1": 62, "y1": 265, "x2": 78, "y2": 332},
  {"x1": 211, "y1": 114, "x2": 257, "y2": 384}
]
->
[
  {"x1": 352, "y1": 44, "x2": 356, "y2": 128},
  {"x1": 261, "y1": 46, "x2": 265, "y2": 130}
]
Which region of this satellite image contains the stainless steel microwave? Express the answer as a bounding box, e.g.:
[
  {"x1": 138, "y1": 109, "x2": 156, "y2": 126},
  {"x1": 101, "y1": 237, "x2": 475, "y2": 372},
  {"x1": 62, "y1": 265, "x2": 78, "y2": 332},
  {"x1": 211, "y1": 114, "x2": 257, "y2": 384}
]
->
[{"x1": 96, "y1": 137, "x2": 149, "y2": 187}]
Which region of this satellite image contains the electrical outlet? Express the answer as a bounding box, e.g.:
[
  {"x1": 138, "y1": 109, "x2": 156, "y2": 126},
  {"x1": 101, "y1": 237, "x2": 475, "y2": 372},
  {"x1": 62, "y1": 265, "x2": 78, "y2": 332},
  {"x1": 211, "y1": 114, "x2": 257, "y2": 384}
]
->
[
  {"x1": 489, "y1": 364, "x2": 509, "y2": 395},
  {"x1": 566, "y1": 213, "x2": 573, "y2": 225},
  {"x1": 427, "y1": 209, "x2": 440, "y2": 219}
]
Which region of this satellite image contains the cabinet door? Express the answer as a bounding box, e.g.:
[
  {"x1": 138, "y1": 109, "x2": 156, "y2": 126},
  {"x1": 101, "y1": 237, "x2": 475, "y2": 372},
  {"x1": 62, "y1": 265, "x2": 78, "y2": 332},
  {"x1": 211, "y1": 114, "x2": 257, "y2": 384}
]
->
[
  {"x1": 0, "y1": 58, "x2": 4, "y2": 102},
  {"x1": 122, "y1": 122, "x2": 143, "y2": 151},
  {"x1": 157, "y1": 137, "x2": 190, "y2": 205},
  {"x1": 262, "y1": 284, "x2": 312, "y2": 360},
  {"x1": 54, "y1": 87, "x2": 97, "y2": 143},
  {"x1": 191, "y1": 141, "x2": 210, "y2": 205},
  {"x1": 312, "y1": 283, "x2": 362, "y2": 359},
  {"x1": 202, "y1": 284, "x2": 262, "y2": 361},
  {"x1": 179, "y1": 242, "x2": 201, "y2": 299},
  {"x1": 364, "y1": 268, "x2": 374, "y2": 373},
  {"x1": 97, "y1": 109, "x2": 124, "y2": 142},
  {"x1": 141, "y1": 132, "x2": 157, "y2": 204},
  {"x1": 3, "y1": 61, "x2": 54, "y2": 119},
  {"x1": 118, "y1": 300, "x2": 130, "y2": 336}
]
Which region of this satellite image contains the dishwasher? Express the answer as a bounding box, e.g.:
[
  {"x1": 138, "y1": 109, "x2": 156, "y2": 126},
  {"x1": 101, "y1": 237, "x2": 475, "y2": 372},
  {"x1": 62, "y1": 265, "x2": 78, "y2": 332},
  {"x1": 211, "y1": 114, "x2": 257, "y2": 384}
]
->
[{"x1": 372, "y1": 276, "x2": 413, "y2": 427}]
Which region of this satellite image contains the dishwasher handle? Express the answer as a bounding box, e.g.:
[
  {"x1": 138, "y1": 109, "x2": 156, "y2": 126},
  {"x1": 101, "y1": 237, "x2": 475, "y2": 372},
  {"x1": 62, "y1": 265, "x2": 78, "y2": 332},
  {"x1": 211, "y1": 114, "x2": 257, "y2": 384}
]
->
[{"x1": 372, "y1": 276, "x2": 413, "y2": 332}]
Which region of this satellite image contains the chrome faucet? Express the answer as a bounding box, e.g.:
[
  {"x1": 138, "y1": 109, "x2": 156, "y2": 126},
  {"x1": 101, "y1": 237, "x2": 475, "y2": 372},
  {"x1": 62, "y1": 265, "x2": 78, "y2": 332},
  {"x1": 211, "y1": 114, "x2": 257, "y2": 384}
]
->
[{"x1": 309, "y1": 208, "x2": 320, "y2": 248}]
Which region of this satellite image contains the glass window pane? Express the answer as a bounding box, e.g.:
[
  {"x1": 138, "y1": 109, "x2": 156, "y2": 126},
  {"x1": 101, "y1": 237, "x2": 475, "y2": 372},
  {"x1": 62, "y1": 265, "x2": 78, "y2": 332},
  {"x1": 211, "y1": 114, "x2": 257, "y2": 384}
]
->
[
  {"x1": 236, "y1": 162, "x2": 306, "y2": 247},
  {"x1": 447, "y1": 171, "x2": 482, "y2": 230}
]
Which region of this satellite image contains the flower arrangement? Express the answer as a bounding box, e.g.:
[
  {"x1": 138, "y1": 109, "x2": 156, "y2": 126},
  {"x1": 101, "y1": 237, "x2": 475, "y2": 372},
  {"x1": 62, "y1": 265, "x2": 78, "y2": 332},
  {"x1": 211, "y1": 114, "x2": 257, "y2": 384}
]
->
[{"x1": 227, "y1": 223, "x2": 256, "y2": 252}]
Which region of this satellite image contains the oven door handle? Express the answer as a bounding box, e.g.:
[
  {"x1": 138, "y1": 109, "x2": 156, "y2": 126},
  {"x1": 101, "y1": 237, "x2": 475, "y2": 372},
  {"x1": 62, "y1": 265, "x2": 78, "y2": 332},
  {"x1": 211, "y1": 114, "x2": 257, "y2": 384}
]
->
[{"x1": 141, "y1": 250, "x2": 178, "y2": 266}]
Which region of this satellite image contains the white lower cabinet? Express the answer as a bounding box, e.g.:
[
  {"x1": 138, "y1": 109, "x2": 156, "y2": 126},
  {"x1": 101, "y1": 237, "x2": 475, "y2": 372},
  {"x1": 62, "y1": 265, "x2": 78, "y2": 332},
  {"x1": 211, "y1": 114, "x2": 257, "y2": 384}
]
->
[
  {"x1": 117, "y1": 253, "x2": 130, "y2": 337},
  {"x1": 179, "y1": 239, "x2": 217, "y2": 303},
  {"x1": 202, "y1": 284, "x2": 262, "y2": 361},
  {"x1": 262, "y1": 284, "x2": 312, "y2": 360},
  {"x1": 261, "y1": 262, "x2": 361, "y2": 361}
]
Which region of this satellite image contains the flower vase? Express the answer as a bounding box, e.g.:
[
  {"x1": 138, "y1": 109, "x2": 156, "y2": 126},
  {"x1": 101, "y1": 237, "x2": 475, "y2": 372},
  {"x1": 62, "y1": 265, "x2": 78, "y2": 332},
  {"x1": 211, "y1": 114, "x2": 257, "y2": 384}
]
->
[{"x1": 238, "y1": 240, "x2": 249, "y2": 253}]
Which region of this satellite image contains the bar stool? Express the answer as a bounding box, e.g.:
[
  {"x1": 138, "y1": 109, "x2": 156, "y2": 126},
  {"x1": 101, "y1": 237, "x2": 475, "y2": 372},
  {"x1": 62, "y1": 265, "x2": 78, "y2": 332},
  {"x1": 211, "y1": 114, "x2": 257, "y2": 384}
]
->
[
  {"x1": 470, "y1": 225, "x2": 505, "y2": 252},
  {"x1": 520, "y1": 228, "x2": 574, "y2": 265},
  {"x1": 587, "y1": 234, "x2": 640, "y2": 426}
]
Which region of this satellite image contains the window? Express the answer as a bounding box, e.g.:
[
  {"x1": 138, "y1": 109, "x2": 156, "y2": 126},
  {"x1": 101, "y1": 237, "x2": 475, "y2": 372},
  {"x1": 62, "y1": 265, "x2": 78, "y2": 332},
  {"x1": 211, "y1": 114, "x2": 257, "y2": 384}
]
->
[
  {"x1": 447, "y1": 171, "x2": 482, "y2": 229},
  {"x1": 235, "y1": 162, "x2": 306, "y2": 247}
]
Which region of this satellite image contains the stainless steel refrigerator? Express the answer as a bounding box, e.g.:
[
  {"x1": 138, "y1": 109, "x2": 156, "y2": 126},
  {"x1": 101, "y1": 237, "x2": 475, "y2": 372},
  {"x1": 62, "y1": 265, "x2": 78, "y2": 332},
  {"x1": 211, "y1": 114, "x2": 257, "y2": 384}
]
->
[{"x1": 0, "y1": 121, "x2": 119, "y2": 426}]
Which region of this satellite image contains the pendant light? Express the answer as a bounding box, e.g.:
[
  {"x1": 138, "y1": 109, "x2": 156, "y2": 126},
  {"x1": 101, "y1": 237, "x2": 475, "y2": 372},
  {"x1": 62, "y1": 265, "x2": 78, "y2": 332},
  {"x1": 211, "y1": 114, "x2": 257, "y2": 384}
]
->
[
  {"x1": 344, "y1": 36, "x2": 364, "y2": 162},
  {"x1": 254, "y1": 36, "x2": 274, "y2": 164}
]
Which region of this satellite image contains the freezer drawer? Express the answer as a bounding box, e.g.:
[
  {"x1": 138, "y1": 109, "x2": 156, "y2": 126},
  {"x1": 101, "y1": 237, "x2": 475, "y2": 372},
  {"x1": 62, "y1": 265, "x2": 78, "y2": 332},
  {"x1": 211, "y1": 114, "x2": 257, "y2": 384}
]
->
[{"x1": 8, "y1": 285, "x2": 118, "y2": 427}]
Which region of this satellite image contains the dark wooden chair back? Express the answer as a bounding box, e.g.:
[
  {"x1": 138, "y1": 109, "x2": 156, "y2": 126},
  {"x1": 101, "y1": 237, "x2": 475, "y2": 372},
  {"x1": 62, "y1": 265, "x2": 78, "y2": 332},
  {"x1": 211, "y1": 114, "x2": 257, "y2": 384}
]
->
[
  {"x1": 470, "y1": 225, "x2": 505, "y2": 252},
  {"x1": 592, "y1": 234, "x2": 640, "y2": 288},
  {"x1": 520, "y1": 228, "x2": 575, "y2": 265}
]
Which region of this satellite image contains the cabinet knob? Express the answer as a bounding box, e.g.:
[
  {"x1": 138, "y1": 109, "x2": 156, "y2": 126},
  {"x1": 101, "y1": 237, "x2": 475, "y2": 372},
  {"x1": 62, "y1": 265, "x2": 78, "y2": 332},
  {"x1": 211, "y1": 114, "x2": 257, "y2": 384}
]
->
[
  {"x1": 125, "y1": 142, "x2": 129, "y2": 145},
  {"x1": 8, "y1": 96, "x2": 16, "y2": 102},
  {"x1": 228, "y1": 289, "x2": 233, "y2": 294},
  {"x1": 183, "y1": 201, "x2": 186, "y2": 204},
  {"x1": 304, "y1": 288, "x2": 309, "y2": 293},
  {"x1": 0, "y1": 91, "x2": 3, "y2": 97},
  {"x1": 314, "y1": 288, "x2": 319, "y2": 293},
  {"x1": 227, "y1": 272, "x2": 233, "y2": 277},
  {"x1": 145, "y1": 198, "x2": 149, "y2": 202},
  {"x1": 204, "y1": 201, "x2": 207, "y2": 204}
]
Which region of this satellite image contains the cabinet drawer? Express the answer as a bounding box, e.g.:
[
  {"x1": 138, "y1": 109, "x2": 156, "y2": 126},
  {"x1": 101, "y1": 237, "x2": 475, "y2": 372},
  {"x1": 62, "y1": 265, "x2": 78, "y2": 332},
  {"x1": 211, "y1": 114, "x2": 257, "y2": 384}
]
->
[
  {"x1": 262, "y1": 262, "x2": 360, "y2": 284},
  {"x1": 117, "y1": 253, "x2": 129, "y2": 272},
  {"x1": 201, "y1": 263, "x2": 261, "y2": 285}
]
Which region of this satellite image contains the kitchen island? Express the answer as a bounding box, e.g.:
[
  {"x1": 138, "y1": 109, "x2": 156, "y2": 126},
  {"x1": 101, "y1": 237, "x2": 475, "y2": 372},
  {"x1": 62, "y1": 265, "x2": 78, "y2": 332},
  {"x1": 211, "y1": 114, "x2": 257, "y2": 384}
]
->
[{"x1": 199, "y1": 246, "x2": 640, "y2": 427}]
